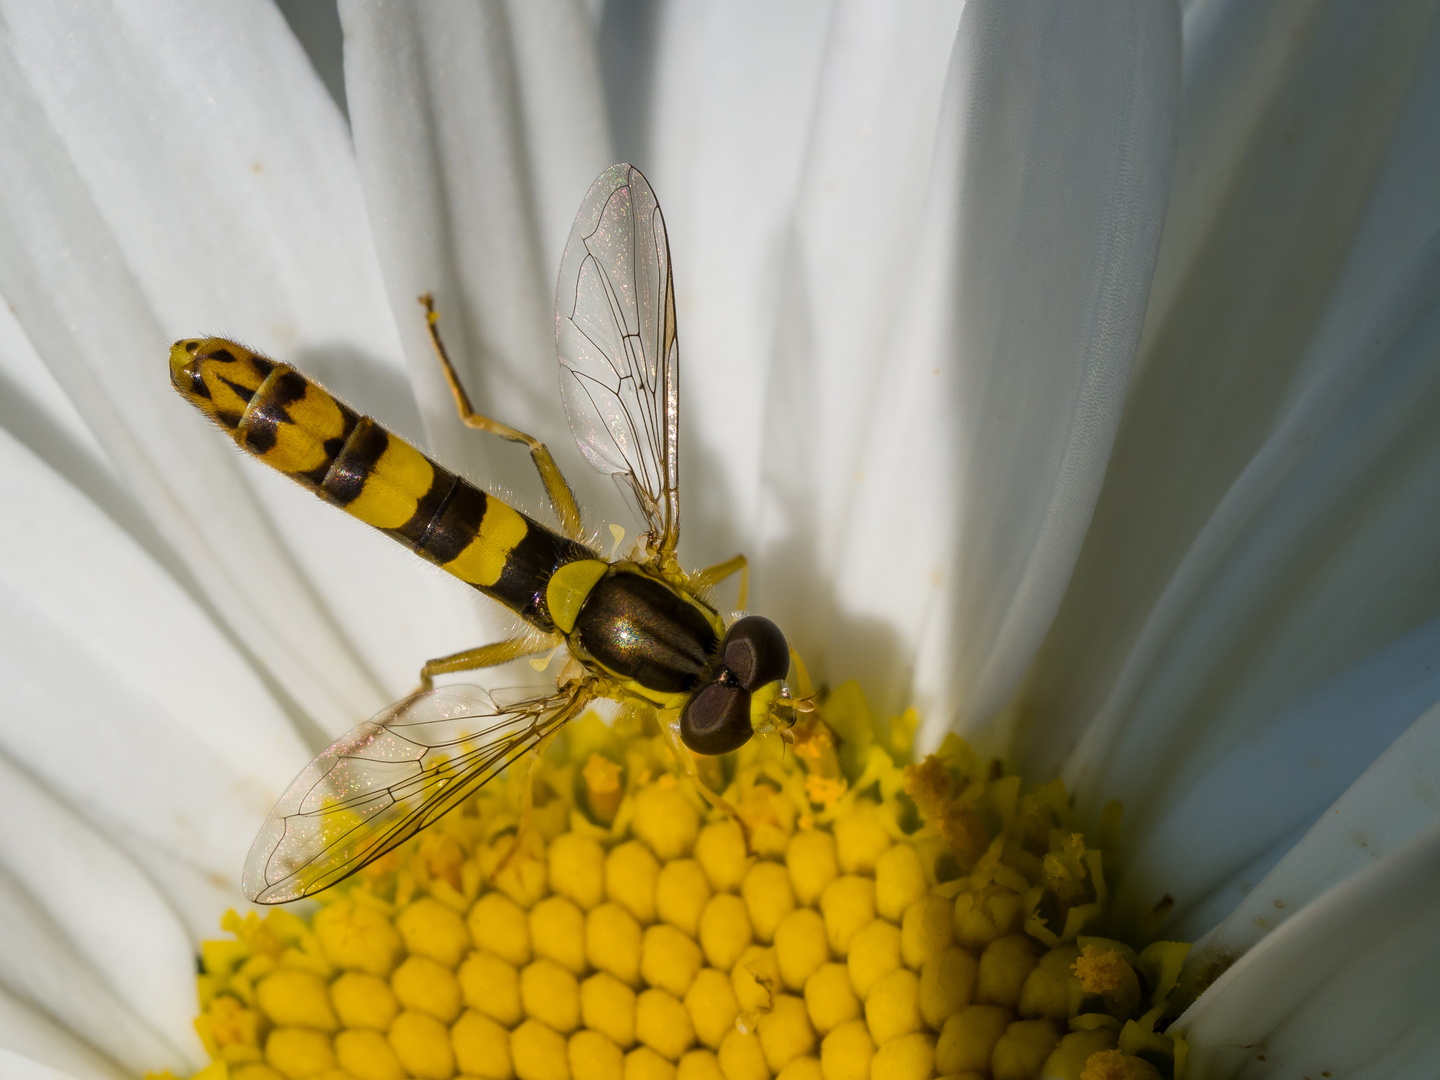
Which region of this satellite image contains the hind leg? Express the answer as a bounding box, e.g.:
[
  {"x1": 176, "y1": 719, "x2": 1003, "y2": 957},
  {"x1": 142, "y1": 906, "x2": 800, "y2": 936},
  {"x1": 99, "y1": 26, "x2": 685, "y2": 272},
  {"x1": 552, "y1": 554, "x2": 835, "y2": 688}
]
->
[
  {"x1": 414, "y1": 632, "x2": 562, "y2": 693},
  {"x1": 419, "y1": 293, "x2": 585, "y2": 542}
]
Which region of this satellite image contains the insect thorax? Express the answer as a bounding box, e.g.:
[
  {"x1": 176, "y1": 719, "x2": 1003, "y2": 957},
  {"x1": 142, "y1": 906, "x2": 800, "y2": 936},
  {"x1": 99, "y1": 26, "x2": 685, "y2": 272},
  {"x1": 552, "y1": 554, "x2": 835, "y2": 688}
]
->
[{"x1": 568, "y1": 565, "x2": 723, "y2": 702}]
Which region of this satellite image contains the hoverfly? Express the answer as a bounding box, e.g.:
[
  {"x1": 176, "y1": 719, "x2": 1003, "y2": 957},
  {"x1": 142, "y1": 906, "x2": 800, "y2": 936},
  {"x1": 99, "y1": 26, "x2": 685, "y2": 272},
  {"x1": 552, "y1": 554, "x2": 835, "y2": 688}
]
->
[{"x1": 169, "y1": 164, "x2": 798, "y2": 904}]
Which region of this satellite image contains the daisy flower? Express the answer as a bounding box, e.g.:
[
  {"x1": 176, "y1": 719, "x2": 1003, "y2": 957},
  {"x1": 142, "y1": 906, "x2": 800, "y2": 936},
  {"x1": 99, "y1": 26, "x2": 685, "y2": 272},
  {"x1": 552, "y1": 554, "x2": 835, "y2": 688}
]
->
[{"x1": 0, "y1": 3, "x2": 1437, "y2": 1080}]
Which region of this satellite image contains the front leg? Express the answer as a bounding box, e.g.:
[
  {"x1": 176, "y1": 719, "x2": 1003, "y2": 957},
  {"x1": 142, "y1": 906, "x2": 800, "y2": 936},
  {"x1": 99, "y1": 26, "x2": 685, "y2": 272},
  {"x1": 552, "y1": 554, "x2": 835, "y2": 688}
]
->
[
  {"x1": 691, "y1": 553, "x2": 749, "y2": 609},
  {"x1": 658, "y1": 708, "x2": 754, "y2": 853}
]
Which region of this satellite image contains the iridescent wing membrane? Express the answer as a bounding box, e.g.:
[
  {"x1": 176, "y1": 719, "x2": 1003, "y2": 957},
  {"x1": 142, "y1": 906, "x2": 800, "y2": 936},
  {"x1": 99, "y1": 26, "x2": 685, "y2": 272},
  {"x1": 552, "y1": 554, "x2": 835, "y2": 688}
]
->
[
  {"x1": 242, "y1": 686, "x2": 585, "y2": 903},
  {"x1": 555, "y1": 163, "x2": 681, "y2": 556}
]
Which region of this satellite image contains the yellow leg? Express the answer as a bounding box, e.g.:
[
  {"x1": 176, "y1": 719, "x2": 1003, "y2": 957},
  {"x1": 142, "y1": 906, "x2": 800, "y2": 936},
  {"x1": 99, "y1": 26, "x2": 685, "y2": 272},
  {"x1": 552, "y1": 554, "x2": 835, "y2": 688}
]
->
[
  {"x1": 494, "y1": 724, "x2": 563, "y2": 875},
  {"x1": 658, "y1": 709, "x2": 754, "y2": 854},
  {"x1": 691, "y1": 553, "x2": 749, "y2": 609},
  {"x1": 495, "y1": 681, "x2": 598, "y2": 875},
  {"x1": 419, "y1": 294, "x2": 586, "y2": 542},
  {"x1": 416, "y1": 632, "x2": 562, "y2": 692}
]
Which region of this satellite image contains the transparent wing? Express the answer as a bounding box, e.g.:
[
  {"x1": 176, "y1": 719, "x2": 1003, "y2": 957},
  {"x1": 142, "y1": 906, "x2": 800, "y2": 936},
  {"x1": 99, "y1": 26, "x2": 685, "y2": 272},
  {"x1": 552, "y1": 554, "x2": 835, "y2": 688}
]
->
[
  {"x1": 242, "y1": 684, "x2": 584, "y2": 904},
  {"x1": 555, "y1": 163, "x2": 680, "y2": 556}
]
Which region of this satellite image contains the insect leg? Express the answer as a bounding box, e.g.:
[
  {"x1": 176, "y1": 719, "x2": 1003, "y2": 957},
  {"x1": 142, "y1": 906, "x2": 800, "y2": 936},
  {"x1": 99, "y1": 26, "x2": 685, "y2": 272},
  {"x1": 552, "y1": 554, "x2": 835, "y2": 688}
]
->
[
  {"x1": 657, "y1": 708, "x2": 755, "y2": 854},
  {"x1": 418, "y1": 294, "x2": 585, "y2": 542},
  {"x1": 416, "y1": 632, "x2": 563, "y2": 692},
  {"x1": 690, "y1": 553, "x2": 749, "y2": 609},
  {"x1": 492, "y1": 724, "x2": 563, "y2": 877},
  {"x1": 493, "y1": 683, "x2": 597, "y2": 876}
]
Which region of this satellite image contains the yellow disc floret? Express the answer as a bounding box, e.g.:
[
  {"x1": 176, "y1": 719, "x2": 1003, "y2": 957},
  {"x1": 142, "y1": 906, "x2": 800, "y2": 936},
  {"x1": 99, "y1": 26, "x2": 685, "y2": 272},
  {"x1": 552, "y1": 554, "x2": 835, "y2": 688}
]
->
[
  {"x1": 332, "y1": 971, "x2": 401, "y2": 1031},
  {"x1": 581, "y1": 973, "x2": 637, "y2": 1048},
  {"x1": 532, "y1": 896, "x2": 589, "y2": 976},
  {"x1": 569, "y1": 1028, "x2": 622, "y2": 1080},
  {"x1": 459, "y1": 951, "x2": 523, "y2": 1026},
  {"x1": 453, "y1": 1011, "x2": 513, "y2": 1079},
  {"x1": 188, "y1": 683, "x2": 1191, "y2": 1080},
  {"x1": 699, "y1": 893, "x2": 754, "y2": 971},
  {"x1": 657, "y1": 859, "x2": 713, "y2": 937}
]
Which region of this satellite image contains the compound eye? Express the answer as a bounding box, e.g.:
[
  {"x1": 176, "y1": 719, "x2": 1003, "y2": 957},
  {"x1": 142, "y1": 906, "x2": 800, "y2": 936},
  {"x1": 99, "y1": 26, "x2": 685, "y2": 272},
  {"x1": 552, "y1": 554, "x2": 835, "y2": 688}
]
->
[
  {"x1": 680, "y1": 683, "x2": 754, "y2": 756},
  {"x1": 721, "y1": 615, "x2": 790, "y2": 692}
]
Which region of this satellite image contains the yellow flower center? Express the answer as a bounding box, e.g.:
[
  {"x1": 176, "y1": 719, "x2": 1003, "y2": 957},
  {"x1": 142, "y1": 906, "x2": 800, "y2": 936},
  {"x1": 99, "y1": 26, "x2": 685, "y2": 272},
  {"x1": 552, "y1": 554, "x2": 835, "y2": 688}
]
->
[{"x1": 160, "y1": 682, "x2": 1190, "y2": 1080}]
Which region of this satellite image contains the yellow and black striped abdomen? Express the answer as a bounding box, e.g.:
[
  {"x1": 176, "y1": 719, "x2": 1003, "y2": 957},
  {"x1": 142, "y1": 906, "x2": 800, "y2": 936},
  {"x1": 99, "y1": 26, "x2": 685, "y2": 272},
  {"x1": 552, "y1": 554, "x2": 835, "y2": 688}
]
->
[{"x1": 169, "y1": 337, "x2": 595, "y2": 631}]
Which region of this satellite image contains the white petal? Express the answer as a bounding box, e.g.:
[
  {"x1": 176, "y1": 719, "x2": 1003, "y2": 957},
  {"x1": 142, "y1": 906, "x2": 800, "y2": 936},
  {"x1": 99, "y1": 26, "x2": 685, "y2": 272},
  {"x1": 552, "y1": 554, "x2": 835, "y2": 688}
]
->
[
  {"x1": 0, "y1": 757, "x2": 202, "y2": 1067},
  {"x1": 0, "y1": 11, "x2": 404, "y2": 731},
  {"x1": 0, "y1": 428, "x2": 295, "y2": 924},
  {"x1": 1018, "y1": 0, "x2": 1440, "y2": 776},
  {"x1": 110, "y1": 832, "x2": 253, "y2": 944},
  {"x1": 505, "y1": 0, "x2": 614, "y2": 289},
  {"x1": 1177, "y1": 827, "x2": 1440, "y2": 1080},
  {"x1": 0, "y1": 422, "x2": 307, "y2": 789},
  {"x1": 0, "y1": 1002, "x2": 125, "y2": 1080},
  {"x1": 826, "y1": 0, "x2": 1179, "y2": 734},
  {"x1": 642, "y1": 0, "x2": 831, "y2": 570},
  {"x1": 340, "y1": 0, "x2": 620, "y2": 528},
  {"x1": 1188, "y1": 689, "x2": 1440, "y2": 971},
  {"x1": 2, "y1": 0, "x2": 502, "y2": 716},
  {"x1": 1281, "y1": 13, "x2": 1440, "y2": 400},
  {"x1": 0, "y1": 283, "x2": 109, "y2": 481},
  {"x1": 1139, "y1": 0, "x2": 1320, "y2": 368},
  {"x1": 1125, "y1": 614, "x2": 1440, "y2": 939},
  {"x1": 0, "y1": 872, "x2": 182, "y2": 1076},
  {"x1": 1069, "y1": 245, "x2": 1440, "y2": 914},
  {"x1": 242, "y1": 466, "x2": 508, "y2": 703},
  {"x1": 0, "y1": 0, "x2": 405, "y2": 396},
  {"x1": 0, "y1": 589, "x2": 261, "y2": 927},
  {"x1": 1060, "y1": 20, "x2": 1440, "y2": 885},
  {"x1": 744, "y1": 0, "x2": 965, "y2": 666},
  {"x1": 1173, "y1": 820, "x2": 1310, "y2": 943}
]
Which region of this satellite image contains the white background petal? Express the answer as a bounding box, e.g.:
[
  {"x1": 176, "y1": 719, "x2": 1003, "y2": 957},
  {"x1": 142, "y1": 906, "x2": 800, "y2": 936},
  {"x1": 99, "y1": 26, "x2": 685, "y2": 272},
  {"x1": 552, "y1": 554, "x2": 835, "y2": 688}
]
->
[
  {"x1": 0, "y1": 0, "x2": 495, "y2": 728},
  {"x1": 0, "y1": 870, "x2": 182, "y2": 1076},
  {"x1": 745, "y1": 1, "x2": 966, "y2": 676},
  {"x1": 1139, "y1": 0, "x2": 1321, "y2": 373},
  {"x1": 644, "y1": 0, "x2": 832, "y2": 574},
  {"x1": 1017, "y1": 0, "x2": 1440, "y2": 778},
  {"x1": 0, "y1": 292, "x2": 111, "y2": 487},
  {"x1": 0, "y1": 758, "x2": 202, "y2": 1068},
  {"x1": 508, "y1": 1, "x2": 616, "y2": 290},
  {"x1": 1070, "y1": 247, "x2": 1440, "y2": 928},
  {"x1": 0, "y1": 1003, "x2": 124, "y2": 1080},
  {"x1": 0, "y1": 426, "x2": 301, "y2": 942},
  {"x1": 1051, "y1": 12, "x2": 1440, "y2": 934},
  {"x1": 1140, "y1": 615, "x2": 1440, "y2": 940},
  {"x1": 1178, "y1": 827, "x2": 1440, "y2": 1080},
  {"x1": 0, "y1": 425, "x2": 307, "y2": 792},
  {"x1": 1189, "y1": 691, "x2": 1440, "y2": 971},
  {"x1": 820, "y1": 0, "x2": 1178, "y2": 742}
]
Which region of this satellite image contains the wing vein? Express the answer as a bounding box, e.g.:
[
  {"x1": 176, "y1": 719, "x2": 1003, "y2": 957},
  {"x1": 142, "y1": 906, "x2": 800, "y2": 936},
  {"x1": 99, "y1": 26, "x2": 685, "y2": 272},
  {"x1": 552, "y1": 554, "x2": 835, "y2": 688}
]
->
[{"x1": 555, "y1": 164, "x2": 680, "y2": 555}]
